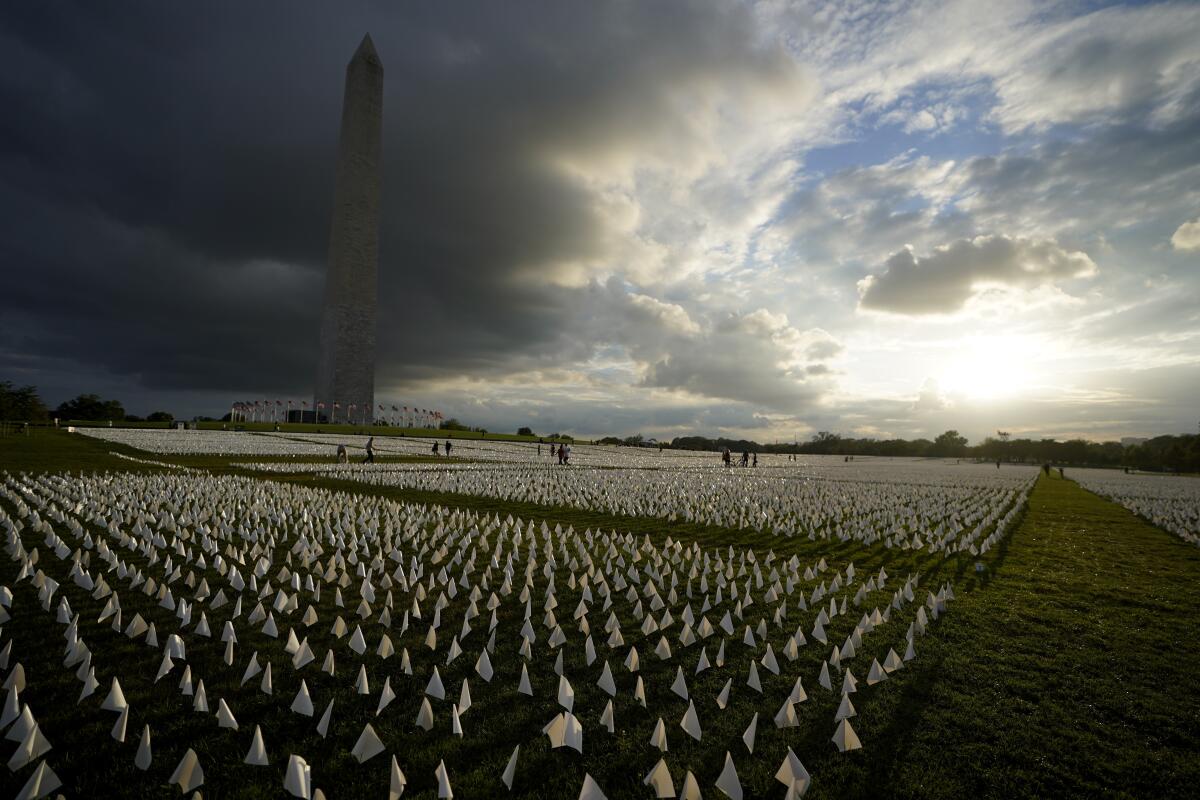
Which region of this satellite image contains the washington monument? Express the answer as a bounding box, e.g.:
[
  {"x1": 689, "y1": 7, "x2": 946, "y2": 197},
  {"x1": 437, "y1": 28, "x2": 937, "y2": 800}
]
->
[{"x1": 315, "y1": 34, "x2": 382, "y2": 423}]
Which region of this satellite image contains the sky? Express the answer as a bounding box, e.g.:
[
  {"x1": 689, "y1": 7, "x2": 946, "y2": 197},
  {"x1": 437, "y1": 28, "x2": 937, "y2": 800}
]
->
[{"x1": 1, "y1": 0, "x2": 1198, "y2": 443}]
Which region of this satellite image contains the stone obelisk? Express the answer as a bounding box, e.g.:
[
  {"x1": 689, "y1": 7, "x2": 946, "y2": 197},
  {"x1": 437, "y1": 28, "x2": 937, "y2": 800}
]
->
[{"x1": 315, "y1": 34, "x2": 382, "y2": 424}]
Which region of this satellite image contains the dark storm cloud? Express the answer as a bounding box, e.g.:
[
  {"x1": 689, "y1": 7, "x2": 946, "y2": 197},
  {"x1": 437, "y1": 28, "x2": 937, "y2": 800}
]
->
[
  {"x1": 428, "y1": 385, "x2": 772, "y2": 441},
  {"x1": 857, "y1": 235, "x2": 1097, "y2": 315},
  {"x1": 0, "y1": 1, "x2": 804, "y2": 407}
]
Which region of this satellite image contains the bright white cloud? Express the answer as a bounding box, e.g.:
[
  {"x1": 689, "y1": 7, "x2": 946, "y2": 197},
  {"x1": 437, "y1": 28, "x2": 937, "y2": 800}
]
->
[
  {"x1": 1172, "y1": 217, "x2": 1200, "y2": 251},
  {"x1": 637, "y1": 308, "x2": 838, "y2": 411},
  {"x1": 626, "y1": 293, "x2": 701, "y2": 336}
]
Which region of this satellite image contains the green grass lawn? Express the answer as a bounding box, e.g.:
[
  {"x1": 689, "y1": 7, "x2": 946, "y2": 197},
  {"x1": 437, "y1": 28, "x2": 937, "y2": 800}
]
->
[
  {"x1": 56, "y1": 419, "x2": 562, "y2": 443},
  {"x1": 0, "y1": 425, "x2": 154, "y2": 473},
  {"x1": 0, "y1": 435, "x2": 1197, "y2": 798},
  {"x1": 0, "y1": 427, "x2": 466, "y2": 474}
]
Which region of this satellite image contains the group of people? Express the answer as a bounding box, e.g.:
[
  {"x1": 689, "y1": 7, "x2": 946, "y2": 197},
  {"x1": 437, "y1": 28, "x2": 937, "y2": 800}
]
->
[
  {"x1": 1042, "y1": 462, "x2": 1066, "y2": 478},
  {"x1": 336, "y1": 435, "x2": 458, "y2": 463},
  {"x1": 550, "y1": 442, "x2": 572, "y2": 464},
  {"x1": 721, "y1": 447, "x2": 757, "y2": 467},
  {"x1": 338, "y1": 436, "x2": 380, "y2": 463}
]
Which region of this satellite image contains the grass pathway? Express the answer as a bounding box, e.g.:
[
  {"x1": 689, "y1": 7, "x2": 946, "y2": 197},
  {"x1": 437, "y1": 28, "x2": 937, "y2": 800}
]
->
[{"x1": 851, "y1": 473, "x2": 1200, "y2": 799}]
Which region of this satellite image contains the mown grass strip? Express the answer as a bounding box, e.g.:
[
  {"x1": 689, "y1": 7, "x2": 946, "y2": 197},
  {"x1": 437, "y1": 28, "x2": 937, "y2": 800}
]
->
[{"x1": 845, "y1": 474, "x2": 1200, "y2": 799}]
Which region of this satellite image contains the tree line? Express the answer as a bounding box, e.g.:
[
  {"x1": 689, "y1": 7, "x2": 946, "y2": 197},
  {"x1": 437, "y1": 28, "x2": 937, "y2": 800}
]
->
[
  {"x1": 5, "y1": 381, "x2": 1196, "y2": 472},
  {"x1": 0, "y1": 382, "x2": 172, "y2": 423},
  {"x1": 664, "y1": 429, "x2": 1200, "y2": 473}
]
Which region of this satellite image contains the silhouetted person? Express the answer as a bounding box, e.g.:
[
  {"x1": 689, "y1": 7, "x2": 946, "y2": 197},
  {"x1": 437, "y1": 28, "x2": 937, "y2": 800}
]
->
[
  {"x1": 365, "y1": 436, "x2": 375, "y2": 463},
  {"x1": 445, "y1": 439, "x2": 453, "y2": 457},
  {"x1": 433, "y1": 441, "x2": 440, "y2": 455},
  {"x1": 336, "y1": 444, "x2": 348, "y2": 463}
]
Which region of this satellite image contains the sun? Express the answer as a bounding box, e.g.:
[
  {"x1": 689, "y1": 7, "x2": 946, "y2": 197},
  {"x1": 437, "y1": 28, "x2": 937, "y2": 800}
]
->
[{"x1": 938, "y1": 334, "x2": 1038, "y2": 401}]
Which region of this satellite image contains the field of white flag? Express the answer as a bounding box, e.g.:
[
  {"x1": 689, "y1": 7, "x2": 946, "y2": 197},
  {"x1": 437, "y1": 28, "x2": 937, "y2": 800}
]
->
[
  {"x1": 1, "y1": 427, "x2": 1197, "y2": 798},
  {"x1": 1069, "y1": 468, "x2": 1200, "y2": 545}
]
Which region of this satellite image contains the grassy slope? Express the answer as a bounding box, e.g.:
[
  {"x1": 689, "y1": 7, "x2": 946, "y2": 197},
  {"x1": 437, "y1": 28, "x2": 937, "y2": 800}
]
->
[
  {"x1": 58, "y1": 420, "x2": 556, "y2": 443},
  {"x1": 0, "y1": 425, "x2": 153, "y2": 473},
  {"x1": 873, "y1": 474, "x2": 1200, "y2": 799},
  {"x1": 0, "y1": 428, "x2": 468, "y2": 474},
  {"x1": 1, "y1": 435, "x2": 1197, "y2": 798}
]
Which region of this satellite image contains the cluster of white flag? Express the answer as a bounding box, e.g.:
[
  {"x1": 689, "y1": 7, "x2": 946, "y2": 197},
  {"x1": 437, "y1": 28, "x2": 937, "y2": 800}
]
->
[
  {"x1": 0, "y1": 466, "x2": 962, "y2": 798},
  {"x1": 303, "y1": 460, "x2": 1032, "y2": 559}
]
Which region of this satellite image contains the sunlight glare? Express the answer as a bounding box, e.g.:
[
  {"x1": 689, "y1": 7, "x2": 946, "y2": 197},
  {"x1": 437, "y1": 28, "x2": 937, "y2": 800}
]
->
[{"x1": 938, "y1": 334, "x2": 1042, "y2": 401}]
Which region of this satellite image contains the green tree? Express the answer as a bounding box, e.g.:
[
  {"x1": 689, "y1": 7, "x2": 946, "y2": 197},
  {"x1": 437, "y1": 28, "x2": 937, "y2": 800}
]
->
[
  {"x1": 147, "y1": 411, "x2": 174, "y2": 423},
  {"x1": 56, "y1": 394, "x2": 125, "y2": 421},
  {"x1": 0, "y1": 382, "x2": 49, "y2": 421},
  {"x1": 102, "y1": 400, "x2": 124, "y2": 421},
  {"x1": 517, "y1": 426, "x2": 534, "y2": 437},
  {"x1": 932, "y1": 429, "x2": 969, "y2": 457},
  {"x1": 809, "y1": 431, "x2": 843, "y2": 454}
]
